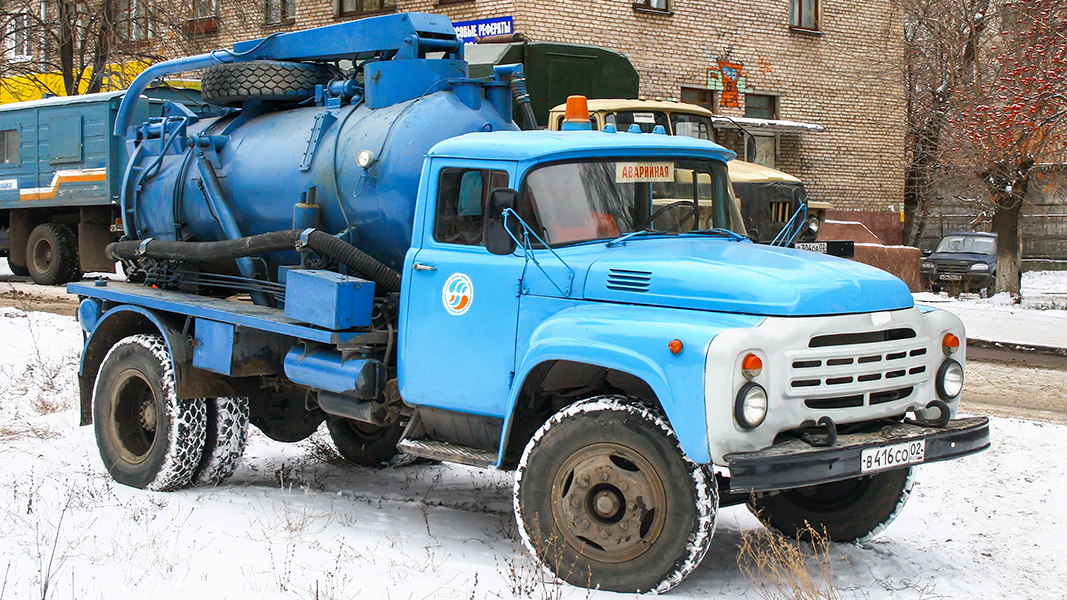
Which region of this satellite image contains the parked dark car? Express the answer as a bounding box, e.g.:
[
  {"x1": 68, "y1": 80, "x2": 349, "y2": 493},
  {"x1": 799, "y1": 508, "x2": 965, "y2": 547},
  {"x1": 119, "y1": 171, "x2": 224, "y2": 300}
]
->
[{"x1": 921, "y1": 232, "x2": 998, "y2": 297}]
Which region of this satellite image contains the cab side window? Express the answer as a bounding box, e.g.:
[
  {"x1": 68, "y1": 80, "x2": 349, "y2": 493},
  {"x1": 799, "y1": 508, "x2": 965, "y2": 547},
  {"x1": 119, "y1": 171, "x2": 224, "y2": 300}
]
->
[{"x1": 434, "y1": 167, "x2": 509, "y2": 246}]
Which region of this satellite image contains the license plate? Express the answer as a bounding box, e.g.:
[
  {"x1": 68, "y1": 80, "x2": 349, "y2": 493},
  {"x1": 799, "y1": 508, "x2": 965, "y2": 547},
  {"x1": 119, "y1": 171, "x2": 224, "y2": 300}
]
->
[
  {"x1": 940, "y1": 274, "x2": 962, "y2": 281},
  {"x1": 795, "y1": 242, "x2": 827, "y2": 254},
  {"x1": 860, "y1": 440, "x2": 925, "y2": 473}
]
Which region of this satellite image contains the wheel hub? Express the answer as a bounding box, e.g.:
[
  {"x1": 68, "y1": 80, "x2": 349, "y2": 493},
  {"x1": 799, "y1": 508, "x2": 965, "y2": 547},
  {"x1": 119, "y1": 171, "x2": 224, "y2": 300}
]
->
[
  {"x1": 551, "y1": 443, "x2": 668, "y2": 563},
  {"x1": 139, "y1": 400, "x2": 158, "y2": 432}
]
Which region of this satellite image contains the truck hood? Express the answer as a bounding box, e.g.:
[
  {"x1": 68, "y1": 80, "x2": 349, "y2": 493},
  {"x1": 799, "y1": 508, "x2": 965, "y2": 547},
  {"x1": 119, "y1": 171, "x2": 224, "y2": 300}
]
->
[{"x1": 582, "y1": 238, "x2": 913, "y2": 316}]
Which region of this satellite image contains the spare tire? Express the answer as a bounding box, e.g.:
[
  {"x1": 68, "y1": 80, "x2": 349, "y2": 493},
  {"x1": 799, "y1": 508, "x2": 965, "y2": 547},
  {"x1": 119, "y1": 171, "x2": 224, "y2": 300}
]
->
[{"x1": 201, "y1": 60, "x2": 343, "y2": 106}]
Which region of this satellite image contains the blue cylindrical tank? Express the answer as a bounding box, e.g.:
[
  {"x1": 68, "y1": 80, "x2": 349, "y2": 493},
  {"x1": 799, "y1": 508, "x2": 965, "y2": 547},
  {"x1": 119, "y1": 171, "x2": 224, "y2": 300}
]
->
[{"x1": 129, "y1": 86, "x2": 517, "y2": 272}]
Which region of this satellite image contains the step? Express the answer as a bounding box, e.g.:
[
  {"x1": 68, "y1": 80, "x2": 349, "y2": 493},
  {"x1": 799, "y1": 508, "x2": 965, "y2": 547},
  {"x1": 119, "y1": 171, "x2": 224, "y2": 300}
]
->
[{"x1": 397, "y1": 438, "x2": 498, "y2": 468}]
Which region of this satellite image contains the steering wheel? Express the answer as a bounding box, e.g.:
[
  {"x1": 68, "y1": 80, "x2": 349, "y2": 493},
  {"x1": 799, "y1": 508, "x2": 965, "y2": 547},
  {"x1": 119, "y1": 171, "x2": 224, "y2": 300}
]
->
[{"x1": 648, "y1": 200, "x2": 699, "y2": 232}]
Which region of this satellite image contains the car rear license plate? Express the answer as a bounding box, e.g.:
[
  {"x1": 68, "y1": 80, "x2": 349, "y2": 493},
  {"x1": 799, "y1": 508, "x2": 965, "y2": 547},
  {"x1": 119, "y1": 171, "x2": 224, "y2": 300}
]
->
[
  {"x1": 861, "y1": 440, "x2": 925, "y2": 473},
  {"x1": 940, "y1": 274, "x2": 963, "y2": 281}
]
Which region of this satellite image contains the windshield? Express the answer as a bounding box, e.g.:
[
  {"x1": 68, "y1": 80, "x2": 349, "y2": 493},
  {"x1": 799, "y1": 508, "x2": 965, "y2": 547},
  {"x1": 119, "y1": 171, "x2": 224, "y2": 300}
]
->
[
  {"x1": 935, "y1": 235, "x2": 996, "y2": 255},
  {"x1": 671, "y1": 113, "x2": 714, "y2": 140},
  {"x1": 519, "y1": 158, "x2": 745, "y2": 246},
  {"x1": 604, "y1": 111, "x2": 669, "y2": 133}
]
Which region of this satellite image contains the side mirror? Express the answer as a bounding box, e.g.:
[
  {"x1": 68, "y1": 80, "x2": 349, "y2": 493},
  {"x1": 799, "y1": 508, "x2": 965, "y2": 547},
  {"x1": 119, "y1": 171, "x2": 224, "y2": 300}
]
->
[
  {"x1": 483, "y1": 188, "x2": 521, "y2": 255},
  {"x1": 922, "y1": 249, "x2": 932, "y2": 257}
]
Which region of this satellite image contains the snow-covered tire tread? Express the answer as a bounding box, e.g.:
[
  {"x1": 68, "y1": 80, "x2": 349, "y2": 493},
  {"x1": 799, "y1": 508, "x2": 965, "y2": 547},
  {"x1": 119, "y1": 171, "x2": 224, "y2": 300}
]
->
[{"x1": 193, "y1": 396, "x2": 249, "y2": 486}]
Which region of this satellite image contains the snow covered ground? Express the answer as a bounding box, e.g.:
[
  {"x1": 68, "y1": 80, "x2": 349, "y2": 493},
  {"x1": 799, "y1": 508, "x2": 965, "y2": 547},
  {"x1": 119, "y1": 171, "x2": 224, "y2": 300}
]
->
[
  {"x1": 915, "y1": 270, "x2": 1067, "y2": 349},
  {"x1": 1, "y1": 309, "x2": 1066, "y2": 598}
]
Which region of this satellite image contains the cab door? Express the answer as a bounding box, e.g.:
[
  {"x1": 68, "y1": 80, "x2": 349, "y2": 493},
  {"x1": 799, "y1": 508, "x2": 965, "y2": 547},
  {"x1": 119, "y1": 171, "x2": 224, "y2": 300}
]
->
[{"x1": 399, "y1": 161, "x2": 523, "y2": 418}]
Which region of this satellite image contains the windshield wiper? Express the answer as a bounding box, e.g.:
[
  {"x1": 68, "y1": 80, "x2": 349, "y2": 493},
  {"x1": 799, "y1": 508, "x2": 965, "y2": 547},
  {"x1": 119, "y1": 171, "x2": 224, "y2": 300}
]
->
[
  {"x1": 690, "y1": 228, "x2": 749, "y2": 242},
  {"x1": 606, "y1": 228, "x2": 663, "y2": 247}
]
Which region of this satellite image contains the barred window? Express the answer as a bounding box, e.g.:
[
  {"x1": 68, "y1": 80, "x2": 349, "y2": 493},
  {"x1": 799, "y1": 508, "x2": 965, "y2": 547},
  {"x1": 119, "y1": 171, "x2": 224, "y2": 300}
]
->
[
  {"x1": 265, "y1": 0, "x2": 296, "y2": 24},
  {"x1": 119, "y1": 0, "x2": 154, "y2": 42},
  {"x1": 633, "y1": 0, "x2": 669, "y2": 13},
  {"x1": 789, "y1": 0, "x2": 820, "y2": 31},
  {"x1": 337, "y1": 0, "x2": 396, "y2": 18}
]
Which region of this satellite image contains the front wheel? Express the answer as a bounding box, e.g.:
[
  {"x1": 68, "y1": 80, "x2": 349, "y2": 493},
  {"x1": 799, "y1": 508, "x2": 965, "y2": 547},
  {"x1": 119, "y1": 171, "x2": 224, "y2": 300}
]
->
[
  {"x1": 26, "y1": 223, "x2": 80, "y2": 285},
  {"x1": 514, "y1": 397, "x2": 717, "y2": 593},
  {"x1": 93, "y1": 334, "x2": 207, "y2": 491},
  {"x1": 748, "y1": 467, "x2": 914, "y2": 542}
]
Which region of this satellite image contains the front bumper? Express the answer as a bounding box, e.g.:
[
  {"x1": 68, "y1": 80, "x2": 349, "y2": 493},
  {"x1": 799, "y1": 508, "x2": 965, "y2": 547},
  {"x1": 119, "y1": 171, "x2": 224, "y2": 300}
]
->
[
  {"x1": 923, "y1": 271, "x2": 993, "y2": 290},
  {"x1": 724, "y1": 416, "x2": 989, "y2": 493}
]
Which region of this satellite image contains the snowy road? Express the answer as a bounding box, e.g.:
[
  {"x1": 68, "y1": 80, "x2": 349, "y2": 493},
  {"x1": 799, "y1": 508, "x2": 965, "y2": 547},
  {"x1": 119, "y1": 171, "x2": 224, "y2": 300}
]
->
[{"x1": 1, "y1": 309, "x2": 1066, "y2": 599}]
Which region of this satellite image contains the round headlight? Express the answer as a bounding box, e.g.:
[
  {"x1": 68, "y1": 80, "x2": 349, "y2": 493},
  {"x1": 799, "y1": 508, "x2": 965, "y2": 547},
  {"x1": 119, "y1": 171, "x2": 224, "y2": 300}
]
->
[
  {"x1": 936, "y1": 359, "x2": 964, "y2": 400},
  {"x1": 806, "y1": 216, "x2": 822, "y2": 235},
  {"x1": 735, "y1": 382, "x2": 768, "y2": 429}
]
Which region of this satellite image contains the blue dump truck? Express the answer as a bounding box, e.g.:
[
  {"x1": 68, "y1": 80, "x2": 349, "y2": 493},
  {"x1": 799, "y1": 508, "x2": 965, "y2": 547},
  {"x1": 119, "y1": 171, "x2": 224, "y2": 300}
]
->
[{"x1": 68, "y1": 13, "x2": 990, "y2": 593}]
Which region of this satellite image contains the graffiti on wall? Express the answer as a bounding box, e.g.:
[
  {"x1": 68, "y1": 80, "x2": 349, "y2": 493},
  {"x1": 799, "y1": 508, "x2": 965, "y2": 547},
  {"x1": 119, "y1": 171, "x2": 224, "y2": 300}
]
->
[{"x1": 707, "y1": 59, "x2": 754, "y2": 108}]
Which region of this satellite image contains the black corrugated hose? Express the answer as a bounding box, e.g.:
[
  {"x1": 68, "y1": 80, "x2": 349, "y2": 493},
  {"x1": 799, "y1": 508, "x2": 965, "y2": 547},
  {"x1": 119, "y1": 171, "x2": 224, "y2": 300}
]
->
[{"x1": 105, "y1": 229, "x2": 403, "y2": 293}]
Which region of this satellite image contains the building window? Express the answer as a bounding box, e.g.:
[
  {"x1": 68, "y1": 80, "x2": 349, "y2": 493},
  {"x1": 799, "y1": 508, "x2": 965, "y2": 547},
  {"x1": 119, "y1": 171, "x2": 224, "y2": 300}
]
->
[
  {"x1": 744, "y1": 94, "x2": 778, "y2": 120},
  {"x1": 0, "y1": 129, "x2": 19, "y2": 164},
  {"x1": 193, "y1": 0, "x2": 217, "y2": 18},
  {"x1": 633, "y1": 0, "x2": 669, "y2": 14},
  {"x1": 789, "y1": 0, "x2": 819, "y2": 31},
  {"x1": 119, "y1": 0, "x2": 153, "y2": 42},
  {"x1": 265, "y1": 0, "x2": 296, "y2": 24},
  {"x1": 680, "y1": 87, "x2": 718, "y2": 113},
  {"x1": 337, "y1": 0, "x2": 396, "y2": 18},
  {"x1": 8, "y1": 12, "x2": 33, "y2": 60}
]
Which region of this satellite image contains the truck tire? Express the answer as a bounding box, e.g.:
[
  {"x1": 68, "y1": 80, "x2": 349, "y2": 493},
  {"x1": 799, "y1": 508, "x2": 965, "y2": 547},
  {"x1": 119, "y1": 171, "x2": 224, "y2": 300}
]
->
[
  {"x1": 326, "y1": 416, "x2": 404, "y2": 468},
  {"x1": 514, "y1": 397, "x2": 717, "y2": 594},
  {"x1": 193, "y1": 396, "x2": 249, "y2": 486},
  {"x1": 749, "y1": 467, "x2": 914, "y2": 542},
  {"x1": 93, "y1": 334, "x2": 207, "y2": 491},
  {"x1": 26, "y1": 223, "x2": 80, "y2": 285},
  {"x1": 201, "y1": 60, "x2": 343, "y2": 106}
]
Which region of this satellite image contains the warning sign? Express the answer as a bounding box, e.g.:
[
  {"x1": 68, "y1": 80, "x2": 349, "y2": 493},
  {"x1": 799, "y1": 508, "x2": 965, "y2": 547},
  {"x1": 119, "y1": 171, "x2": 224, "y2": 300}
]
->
[{"x1": 615, "y1": 162, "x2": 674, "y2": 183}]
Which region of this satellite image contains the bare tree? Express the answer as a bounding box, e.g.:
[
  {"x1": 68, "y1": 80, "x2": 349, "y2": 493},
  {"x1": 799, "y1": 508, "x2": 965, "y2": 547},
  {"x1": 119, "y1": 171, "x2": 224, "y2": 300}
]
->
[
  {"x1": 948, "y1": 0, "x2": 1067, "y2": 296},
  {"x1": 901, "y1": 0, "x2": 994, "y2": 246},
  {"x1": 0, "y1": 0, "x2": 258, "y2": 100}
]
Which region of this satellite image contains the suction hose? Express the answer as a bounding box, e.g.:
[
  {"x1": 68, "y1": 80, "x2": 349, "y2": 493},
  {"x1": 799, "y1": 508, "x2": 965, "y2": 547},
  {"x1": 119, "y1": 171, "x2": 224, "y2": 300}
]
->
[{"x1": 106, "y1": 230, "x2": 403, "y2": 294}]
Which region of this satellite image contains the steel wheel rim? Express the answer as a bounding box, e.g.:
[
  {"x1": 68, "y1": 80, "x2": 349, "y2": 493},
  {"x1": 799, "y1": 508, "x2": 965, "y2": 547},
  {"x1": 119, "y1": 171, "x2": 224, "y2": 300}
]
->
[
  {"x1": 31, "y1": 237, "x2": 53, "y2": 275},
  {"x1": 107, "y1": 369, "x2": 159, "y2": 464},
  {"x1": 550, "y1": 442, "x2": 668, "y2": 564}
]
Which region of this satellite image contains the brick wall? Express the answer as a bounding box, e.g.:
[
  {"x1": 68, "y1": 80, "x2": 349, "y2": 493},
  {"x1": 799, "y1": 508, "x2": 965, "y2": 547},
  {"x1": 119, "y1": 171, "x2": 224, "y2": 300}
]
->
[{"x1": 170, "y1": 0, "x2": 906, "y2": 213}]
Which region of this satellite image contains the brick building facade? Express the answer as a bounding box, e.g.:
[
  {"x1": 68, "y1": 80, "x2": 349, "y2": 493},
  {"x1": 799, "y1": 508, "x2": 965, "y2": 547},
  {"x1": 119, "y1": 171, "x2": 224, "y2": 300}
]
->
[{"x1": 4, "y1": 0, "x2": 907, "y2": 212}]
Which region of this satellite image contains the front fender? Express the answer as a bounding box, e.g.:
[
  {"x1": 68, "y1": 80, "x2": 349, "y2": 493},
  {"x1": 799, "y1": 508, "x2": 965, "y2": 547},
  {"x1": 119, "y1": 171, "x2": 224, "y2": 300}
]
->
[{"x1": 501, "y1": 300, "x2": 764, "y2": 464}]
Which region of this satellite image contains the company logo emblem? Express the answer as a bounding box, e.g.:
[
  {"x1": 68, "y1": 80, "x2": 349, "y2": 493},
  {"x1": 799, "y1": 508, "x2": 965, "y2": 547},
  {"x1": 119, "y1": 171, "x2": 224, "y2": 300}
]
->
[{"x1": 443, "y1": 273, "x2": 473, "y2": 315}]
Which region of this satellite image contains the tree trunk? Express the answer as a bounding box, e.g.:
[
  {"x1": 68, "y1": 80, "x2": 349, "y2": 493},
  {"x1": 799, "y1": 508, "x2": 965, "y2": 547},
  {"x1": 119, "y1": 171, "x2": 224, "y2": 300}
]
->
[
  {"x1": 990, "y1": 195, "x2": 1023, "y2": 298},
  {"x1": 58, "y1": 1, "x2": 76, "y2": 96}
]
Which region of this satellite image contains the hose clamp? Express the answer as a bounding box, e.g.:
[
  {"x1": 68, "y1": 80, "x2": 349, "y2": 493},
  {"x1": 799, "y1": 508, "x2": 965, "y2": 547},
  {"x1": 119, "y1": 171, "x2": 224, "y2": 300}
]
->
[
  {"x1": 137, "y1": 238, "x2": 154, "y2": 256},
  {"x1": 297, "y1": 228, "x2": 316, "y2": 248}
]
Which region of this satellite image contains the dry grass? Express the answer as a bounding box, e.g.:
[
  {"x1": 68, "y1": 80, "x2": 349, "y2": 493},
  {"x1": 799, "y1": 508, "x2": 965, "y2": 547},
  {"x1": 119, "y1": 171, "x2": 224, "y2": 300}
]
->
[
  {"x1": 0, "y1": 424, "x2": 60, "y2": 440},
  {"x1": 737, "y1": 521, "x2": 843, "y2": 600}
]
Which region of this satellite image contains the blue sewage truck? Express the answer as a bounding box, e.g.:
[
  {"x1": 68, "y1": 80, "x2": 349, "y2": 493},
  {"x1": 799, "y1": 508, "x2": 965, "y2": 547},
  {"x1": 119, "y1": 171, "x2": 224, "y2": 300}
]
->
[{"x1": 69, "y1": 13, "x2": 990, "y2": 593}]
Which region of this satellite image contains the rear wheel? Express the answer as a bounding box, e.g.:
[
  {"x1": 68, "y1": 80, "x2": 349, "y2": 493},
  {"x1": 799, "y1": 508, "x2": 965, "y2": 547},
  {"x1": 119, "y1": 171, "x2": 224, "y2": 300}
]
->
[
  {"x1": 93, "y1": 334, "x2": 207, "y2": 491},
  {"x1": 326, "y1": 416, "x2": 404, "y2": 468},
  {"x1": 193, "y1": 397, "x2": 249, "y2": 486},
  {"x1": 748, "y1": 467, "x2": 914, "y2": 542},
  {"x1": 514, "y1": 397, "x2": 717, "y2": 593},
  {"x1": 26, "y1": 223, "x2": 80, "y2": 285}
]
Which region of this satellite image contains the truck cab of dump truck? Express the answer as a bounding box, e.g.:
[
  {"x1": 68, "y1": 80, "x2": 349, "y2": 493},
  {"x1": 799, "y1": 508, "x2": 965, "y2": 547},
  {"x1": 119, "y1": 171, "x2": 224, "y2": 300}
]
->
[
  {"x1": 548, "y1": 98, "x2": 832, "y2": 243},
  {"x1": 68, "y1": 12, "x2": 989, "y2": 596}
]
